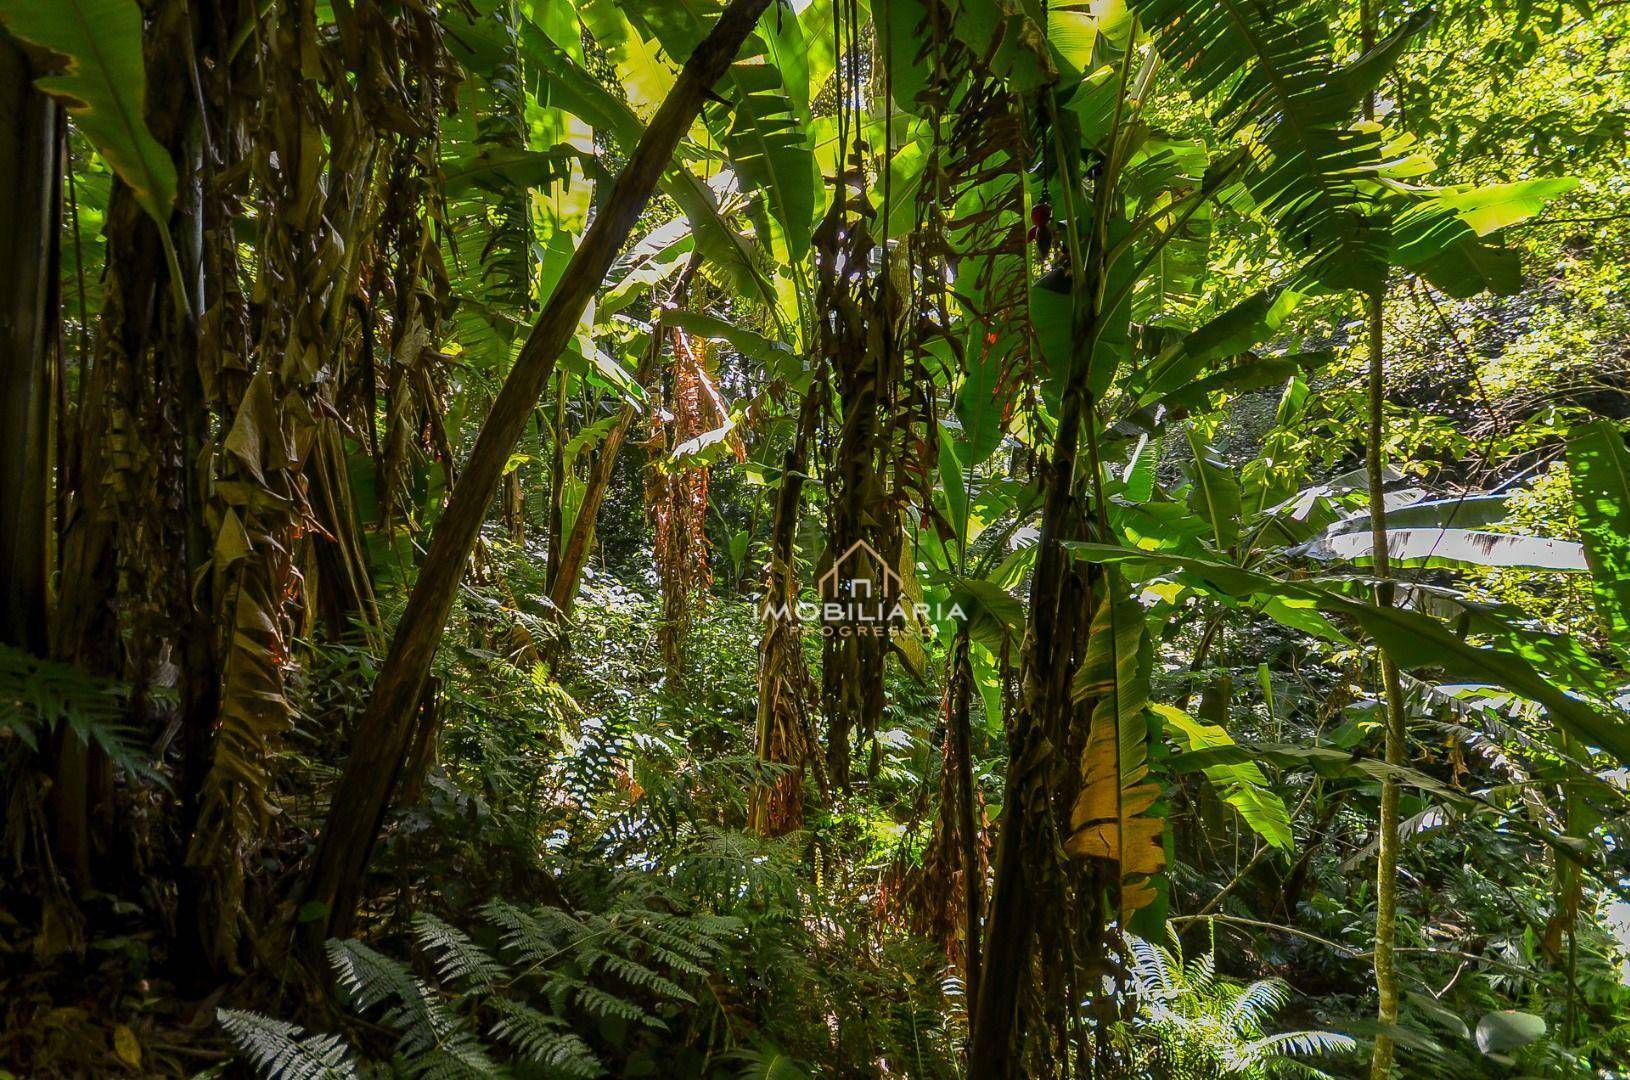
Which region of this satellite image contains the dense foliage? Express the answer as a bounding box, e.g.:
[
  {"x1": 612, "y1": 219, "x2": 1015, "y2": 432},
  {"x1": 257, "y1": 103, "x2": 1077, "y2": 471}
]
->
[{"x1": 1, "y1": 0, "x2": 1628, "y2": 1076}]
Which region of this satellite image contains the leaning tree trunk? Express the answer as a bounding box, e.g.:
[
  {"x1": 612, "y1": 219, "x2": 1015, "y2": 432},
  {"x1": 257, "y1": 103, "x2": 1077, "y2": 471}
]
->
[
  {"x1": 547, "y1": 255, "x2": 702, "y2": 627},
  {"x1": 302, "y1": 0, "x2": 778, "y2": 950},
  {"x1": 546, "y1": 359, "x2": 649, "y2": 620}
]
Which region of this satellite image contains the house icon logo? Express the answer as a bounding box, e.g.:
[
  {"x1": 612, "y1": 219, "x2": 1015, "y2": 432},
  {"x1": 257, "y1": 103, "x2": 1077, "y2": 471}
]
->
[
  {"x1": 760, "y1": 537, "x2": 967, "y2": 638},
  {"x1": 813, "y1": 539, "x2": 901, "y2": 636},
  {"x1": 817, "y1": 539, "x2": 902, "y2": 606}
]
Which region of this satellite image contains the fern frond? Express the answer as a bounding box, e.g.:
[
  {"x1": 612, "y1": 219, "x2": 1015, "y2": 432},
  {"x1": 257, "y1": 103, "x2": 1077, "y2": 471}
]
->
[
  {"x1": 1241, "y1": 1028, "x2": 1358, "y2": 1060},
  {"x1": 413, "y1": 911, "x2": 506, "y2": 990},
  {"x1": 488, "y1": 999, "x2": 604, "y2": 1078},
  {"x1": 482, "y1": 899, "x2": 574, "y2": 965},
  {"x1": 595, "y1": 949, "x2": 694, "y2": 1003},
  {"x1": 217, "y1": 1008, "x2": 358, "y2": 1080},
  {"x1": 327, "y1": 938, "x2": 418, "y2": 1013},
  {"x1": 1126, "y1": 935, "x2": 1179, "y2": 1000},
  {"x1": 1223, "y1": 977, "x2": 1290, "y2": 1033},
  {"x1": 575, "y1": 982, "x2": 652, "y2": 1025},
  {"x1": 1188, "y1": 948, "x2": 1218, "y2": 996},
  {"x1": 398, "y1": 1038, "x2": 499, "y2": 1080},
  {"x1": 0, "y1": 644, "x2": 159, "y2": 783},
  {"x1": 327, "y1": 937, "x2": 480, "y2": 1071},
  {"x1": 728, "y1": 1042, "x2": 814, "y2": 1079}
]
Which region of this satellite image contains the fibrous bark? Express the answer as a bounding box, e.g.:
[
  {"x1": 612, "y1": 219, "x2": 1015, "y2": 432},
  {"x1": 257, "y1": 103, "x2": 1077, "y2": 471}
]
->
[
  {"x1": 813, "y1": 187, "x2": 903, "y2": 791},
  {"x1": 750, "y1": 387, "x2": 824, "y2": 835}
]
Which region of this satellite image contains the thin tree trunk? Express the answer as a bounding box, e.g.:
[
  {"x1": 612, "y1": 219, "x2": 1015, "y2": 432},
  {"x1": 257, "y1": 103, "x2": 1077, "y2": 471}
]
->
[
  {"x1": 548, "y1": 255, "x2": 702, "y2": 623},
  {"x1": 1361, "y1": 4, "x2": 1407, "y2": 1075},
  {"x1": 949, "y1": 633, "x2": 982, "y2": 1011},
  {"x1": 503, "y1": 467, "x2": 526, "y2": 543},
  {"x1": 547, "y1": 330, "x2": 664, "y2": 621},
  {"x1": 302, "y1": 0, "x2": 777, "y2": 949},
  {"x1": 545, "y1": 369, "x2": 566, "y2": 569},
  {"x1": 1280, "y1": 787, "x2": 1348, "y2": 917},
  {"x1": 398, "y1": 676, "x2": 442, "y2": 806},
  {"x1": 0, "y1": 29, "x2": 58, "y2": 655},
  {"x1": 307, "y1": 421, "x2": 381, "y2": 638},
  {"x1": 1366, "y1": 280, "x2": 1407, "y2": 1079}
]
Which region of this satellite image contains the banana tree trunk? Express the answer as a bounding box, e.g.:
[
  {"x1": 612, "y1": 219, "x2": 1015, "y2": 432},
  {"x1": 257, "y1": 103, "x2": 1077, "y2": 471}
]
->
[
  {"x1": 48, "y1": 0, "x2": 199, "y2": 890},
  {"x1": 970, "y1": 370, "x2": 1097, "y2": 1070},
  {"x1": 750, "y1": 386, "x2": 824, "y2": 835},
  {"x1": 969, "y1": 89, "x2": 1110, "y2": 1072},
  {"x1": 813, "y1": 197, "x2": 899, "y2": 792},
  {"x1": 302, "y1": 0, "x2": 778, "y2": 949},
  {"x1": 0, "y1": 30, "x2": 58, "y2": 655}
]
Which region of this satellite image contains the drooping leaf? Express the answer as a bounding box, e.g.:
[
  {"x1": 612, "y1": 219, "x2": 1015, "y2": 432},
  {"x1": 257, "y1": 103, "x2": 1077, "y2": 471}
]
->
[
  {"x1": 579, "y1": 0, "x2": 675, "y2": 113},
  {"x1": 622, "y1": 0, "x2": 817, "y2": 262},
  {"x1": 664, "y1": 310, "x2": 796, "y2": 379},
  {"x1": 1155, "y1": 704, "x2": 1292, "y2": 852},
  {"x1": 1390, "y1": 178, "x2": 1577, "y2": 297},
  {"x1": 1324, "y1": 494, "x2": 1512, "y2": 536},
  {"x1": 1294, "y1": 527, "x2": 1587, "y2": 571},
  {"x1": 945, "y1": 577, "x2": 1024, "y2": 654},
  {"x1": 937, "y1": 424, "x2": 969, "y2": 550},
  {"x1": 1165, "y1": 742, "x2": 1475, "y2": 808},
  {"x1": 1185, "y1": 430, "x2": 1242, "y2": 551},
  {"x1": 1065, "y1": 543, "x2": 1630, "y2": 763},
  {"x1": 1474, "y1": 1011, "x2": 1546, "y2": 1056},
  {"x1": 519, "y1": 20, "x2": 779, "y2": 310},
  {"x1": 955, "y1": 340, "x2": 1006, "y2": 466},
  {"x1": 1566, "y1": 422, "x2": 1630, "y2": 649},
  {"x1": 1130, "y1": 285, "x2": 1306, "y2": 409},
  {"x1": 0, "y1": 0, "x2": 176, "y2": 231}
]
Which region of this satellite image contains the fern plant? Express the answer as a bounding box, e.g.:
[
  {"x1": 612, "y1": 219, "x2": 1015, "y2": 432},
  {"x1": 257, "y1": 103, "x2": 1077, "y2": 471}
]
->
[
  {"x1": 216, "y1": 1010, "x2": 358, "y2": 1080},
  {"x1": 0, "y1": 643, "x2": 159, "y2": 783},
  {"x1": 1112, "y1": 931, "x2": 1357, "y2": 1079},
  {"x1": 219, "y1": 892, "x2": 737, "y2": 1079}
]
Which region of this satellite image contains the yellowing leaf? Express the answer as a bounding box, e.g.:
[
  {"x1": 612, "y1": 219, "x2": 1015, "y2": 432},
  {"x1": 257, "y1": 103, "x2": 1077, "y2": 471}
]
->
[
  {"x1": 112, "y1": 1024, "x2": 140, "y2": 1068},
  {"x1": 1066, "y1": 585, "x2": 1165, "y2": 919}
]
